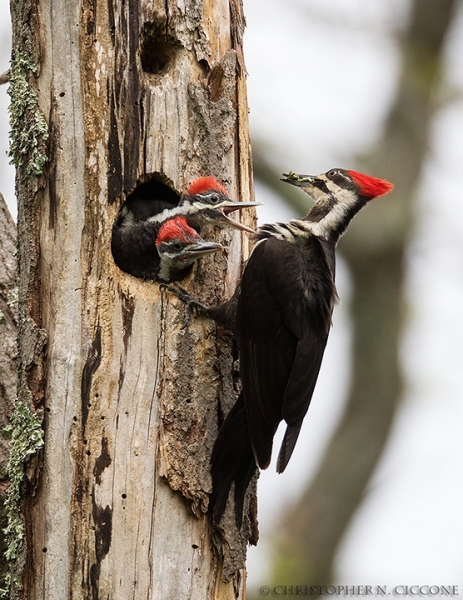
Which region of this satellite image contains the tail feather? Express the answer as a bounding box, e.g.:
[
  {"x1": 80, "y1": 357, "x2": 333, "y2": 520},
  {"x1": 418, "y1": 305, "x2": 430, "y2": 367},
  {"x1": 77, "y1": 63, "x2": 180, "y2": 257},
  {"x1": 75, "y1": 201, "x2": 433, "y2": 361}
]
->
[
  {"x1": 210, "y1": 394, "x2": 257, "y2": 527},
  {"x1": 276, "y1": 422, "x2": 302, "y2": 473},
  {"x1": 233, "y1": 451, "x2": 258, "y2": 529}
]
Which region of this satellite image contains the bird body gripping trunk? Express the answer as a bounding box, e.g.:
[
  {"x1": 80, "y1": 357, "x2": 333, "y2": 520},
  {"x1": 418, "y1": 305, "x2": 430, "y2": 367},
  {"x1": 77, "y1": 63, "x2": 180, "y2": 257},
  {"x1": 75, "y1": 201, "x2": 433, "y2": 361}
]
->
[{"x1": 208, "y1": 169, "x2": 393, "y2": 526}]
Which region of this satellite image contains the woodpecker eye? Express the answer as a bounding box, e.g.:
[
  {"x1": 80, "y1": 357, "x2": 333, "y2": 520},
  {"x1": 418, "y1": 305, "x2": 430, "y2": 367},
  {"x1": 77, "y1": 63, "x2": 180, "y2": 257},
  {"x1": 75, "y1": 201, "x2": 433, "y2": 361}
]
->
[
  {"x1": 172, "y1": 242, "x2": 183, "y2": 251},
  {"x1": 327, "y1": 169, "x2": 339, "y2": 179},
  {"x1": 209, "y1": 194, "x2": 220, "y2": 204}
]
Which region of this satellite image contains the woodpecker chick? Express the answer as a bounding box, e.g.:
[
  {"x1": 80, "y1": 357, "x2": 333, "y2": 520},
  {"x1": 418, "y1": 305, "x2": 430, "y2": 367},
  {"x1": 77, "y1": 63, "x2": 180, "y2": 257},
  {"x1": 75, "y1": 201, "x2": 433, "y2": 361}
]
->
[
  {"x1": 155, "y1": 216, "x2": 223, "y2": 283},
  {"x1": 112, "y1": 177, "x2": 260, "y2": 280},
  {"x1": 172, "y1": 168, "x2": 394, "y2": 527},
  {"x1": 174, "y1": 177, "x2": 260, "y2": 235}
]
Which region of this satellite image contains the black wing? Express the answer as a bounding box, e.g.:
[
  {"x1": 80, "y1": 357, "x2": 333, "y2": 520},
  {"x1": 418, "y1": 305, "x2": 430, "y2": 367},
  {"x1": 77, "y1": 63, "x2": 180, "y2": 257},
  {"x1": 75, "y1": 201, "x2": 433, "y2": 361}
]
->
[{"x1": 236, "y1": 235, "x2": 336, "y2": 471}]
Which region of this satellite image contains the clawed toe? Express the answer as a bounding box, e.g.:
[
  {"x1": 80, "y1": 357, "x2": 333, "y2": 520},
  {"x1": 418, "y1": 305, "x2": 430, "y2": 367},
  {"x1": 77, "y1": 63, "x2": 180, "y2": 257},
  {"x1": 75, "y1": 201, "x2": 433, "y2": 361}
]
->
[{"x1": 160, "y1": 283, "x2": 209, "y2": 327}]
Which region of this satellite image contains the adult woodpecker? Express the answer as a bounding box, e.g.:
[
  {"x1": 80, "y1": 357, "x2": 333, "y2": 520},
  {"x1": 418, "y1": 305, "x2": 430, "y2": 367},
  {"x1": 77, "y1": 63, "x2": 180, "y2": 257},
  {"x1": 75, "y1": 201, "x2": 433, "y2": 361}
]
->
[
  {"x1": 173, "y1": 168, "x2": 394, "y2": 526},
  {"x1": 112, "y1": 177, "x2": 259, "y2": 280}
]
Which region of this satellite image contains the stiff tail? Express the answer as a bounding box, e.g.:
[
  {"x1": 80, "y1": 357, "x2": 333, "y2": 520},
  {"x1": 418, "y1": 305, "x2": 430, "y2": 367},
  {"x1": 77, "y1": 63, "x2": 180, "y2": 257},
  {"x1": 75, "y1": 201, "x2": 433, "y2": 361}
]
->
[
  {"x1": 210, "y1": 394, "x2": 257, "y2": 528},
  {"x1": 276, "y1": 421, "x2": 303, "y2": 474}
]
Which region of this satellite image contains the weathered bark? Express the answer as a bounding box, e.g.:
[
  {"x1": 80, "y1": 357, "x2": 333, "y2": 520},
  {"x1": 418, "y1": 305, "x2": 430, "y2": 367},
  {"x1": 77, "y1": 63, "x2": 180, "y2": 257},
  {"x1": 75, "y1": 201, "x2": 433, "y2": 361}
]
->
[
  {"x1": 10, "y1": 0, "x2": 255, "y2": 598},
  {"x1": 266, "y1": 0, "x2": 458, "y2": 589},
  {"x1": 0, "y1": 194, "x2": 17, "y2": 588}
]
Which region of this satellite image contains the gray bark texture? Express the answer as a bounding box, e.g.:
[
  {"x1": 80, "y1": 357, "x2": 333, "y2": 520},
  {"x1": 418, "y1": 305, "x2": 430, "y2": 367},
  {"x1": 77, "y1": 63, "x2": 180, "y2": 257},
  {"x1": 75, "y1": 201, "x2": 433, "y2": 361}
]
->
[
  {"x1": 9, "y1": 0, "x2": 255, "y2": 598},
  {"x1": 0, "y1": 194, "x2": 17, "y2": 587}
]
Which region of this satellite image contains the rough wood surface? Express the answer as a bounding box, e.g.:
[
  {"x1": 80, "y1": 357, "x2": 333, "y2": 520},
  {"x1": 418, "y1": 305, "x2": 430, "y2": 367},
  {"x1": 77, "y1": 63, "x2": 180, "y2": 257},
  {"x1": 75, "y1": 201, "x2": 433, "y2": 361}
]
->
[
  {"x1": 0, "y1": 194, "x2": 17, "y2": 586},
  {"x1": 0, "y1": 195, "x2": 17, "y2": 477},
  {"x1": 11, "y1": 0, "x2": 255, "y2": 597}
]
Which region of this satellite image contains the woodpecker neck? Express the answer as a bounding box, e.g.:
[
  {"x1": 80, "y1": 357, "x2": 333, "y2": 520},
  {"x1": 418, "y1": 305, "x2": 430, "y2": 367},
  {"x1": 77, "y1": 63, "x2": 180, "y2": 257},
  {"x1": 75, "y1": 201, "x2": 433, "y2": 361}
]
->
[
  {"x1": 145, "y1": 205, "x2": 191, "y2": 226},
  {"x1": 256, "y1": 193, "x2": 365, "y2": 246},
  {"x1": 139, "y1": 199, "x2": 215, "y2": 227},
  {"x1": 302, "y1": 191, "x2": 366, "y2": 242},
  {"x1": 157, "y1": 255, "x2": 189, "y2": 283}
]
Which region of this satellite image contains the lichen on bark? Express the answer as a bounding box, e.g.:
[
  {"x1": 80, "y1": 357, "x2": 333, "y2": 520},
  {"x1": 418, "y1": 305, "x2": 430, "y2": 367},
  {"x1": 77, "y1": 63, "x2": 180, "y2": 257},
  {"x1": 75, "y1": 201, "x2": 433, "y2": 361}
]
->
[
  {"x1": 7, "y1": 52, "x2": 48, "y2": 176},
  {"x1": 1, "y1": 402, "x2": 44, "y2": 599}
]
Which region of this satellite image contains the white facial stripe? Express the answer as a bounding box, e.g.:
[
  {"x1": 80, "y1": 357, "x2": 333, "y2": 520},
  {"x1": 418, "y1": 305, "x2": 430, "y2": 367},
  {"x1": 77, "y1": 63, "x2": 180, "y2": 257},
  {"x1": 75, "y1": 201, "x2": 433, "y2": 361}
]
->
[
  {"x1": 328, "y1": 184, "x2": 357, "y2": 207},
  {"x1": 303, "y1": 179, "x2": 359, "y2": 239},
  {"x1": 145, "y1": 205, "x2": 189, "y2": 225},
  {"x1": 193, "y1": 199, "x2": 211, "y2": 209},
  {"x1": 315, "y1": 203, "x2": 351, "y2": 238}
]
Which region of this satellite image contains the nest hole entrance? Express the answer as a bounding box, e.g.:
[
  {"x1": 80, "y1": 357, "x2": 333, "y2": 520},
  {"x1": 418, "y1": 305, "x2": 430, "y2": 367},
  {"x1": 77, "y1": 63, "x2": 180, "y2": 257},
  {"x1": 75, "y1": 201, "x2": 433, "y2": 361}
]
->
[
  {"x1": 120, "y1": 178, "x2": 180, "y2": 219},
  {"x1": 111, "y1": 177, "x2": 181, "y2": 277},
  {"x1": 140, "y1": 23, "x2": 181, "y2": 76}
]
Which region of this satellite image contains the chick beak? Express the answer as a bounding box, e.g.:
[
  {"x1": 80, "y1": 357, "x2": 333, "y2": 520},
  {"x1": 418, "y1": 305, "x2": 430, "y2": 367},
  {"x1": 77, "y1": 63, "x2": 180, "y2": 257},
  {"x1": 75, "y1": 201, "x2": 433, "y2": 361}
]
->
[
  {"x1": 181, "y1": 240, "x2": 224, "y2": 261},
  {"x1": 219, "y1": 201, "x2": 262, "y2": 233}
]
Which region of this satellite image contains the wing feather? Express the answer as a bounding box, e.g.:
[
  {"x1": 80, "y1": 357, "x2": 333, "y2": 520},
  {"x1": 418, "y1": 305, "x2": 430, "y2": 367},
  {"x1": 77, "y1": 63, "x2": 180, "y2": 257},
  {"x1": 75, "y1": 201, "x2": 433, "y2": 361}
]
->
[{"x1": 236, "y1": 236, "x2": 336, "y2": 470}]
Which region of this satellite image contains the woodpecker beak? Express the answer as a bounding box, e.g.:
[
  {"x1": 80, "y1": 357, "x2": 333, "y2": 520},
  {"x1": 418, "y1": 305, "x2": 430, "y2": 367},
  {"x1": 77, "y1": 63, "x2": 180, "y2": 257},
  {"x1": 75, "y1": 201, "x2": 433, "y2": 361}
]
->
[
  {"x1": 281, "y1": 172, "x2": 318, "y2": 186},
  {"x1": 217, "y1": 201, "x2": 262, "y2": 234},
  {"x1": 178, "y1": 241, "x2": 224, "y2": 262}
]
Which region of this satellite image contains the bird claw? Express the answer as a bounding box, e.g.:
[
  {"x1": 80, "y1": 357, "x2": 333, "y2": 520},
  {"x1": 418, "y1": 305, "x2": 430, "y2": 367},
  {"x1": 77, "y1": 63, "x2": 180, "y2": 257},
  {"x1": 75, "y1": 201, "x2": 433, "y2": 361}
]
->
[{"x1": 159, "y1": 283, "x2": 208, "y2": 328}]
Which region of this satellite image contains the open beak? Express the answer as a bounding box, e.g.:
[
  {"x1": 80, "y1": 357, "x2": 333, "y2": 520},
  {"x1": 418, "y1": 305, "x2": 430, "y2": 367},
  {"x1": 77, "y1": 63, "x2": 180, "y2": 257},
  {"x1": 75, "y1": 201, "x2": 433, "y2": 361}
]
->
[{"x1": 218, "y1": 201, "x2": 262, "y2": 234}]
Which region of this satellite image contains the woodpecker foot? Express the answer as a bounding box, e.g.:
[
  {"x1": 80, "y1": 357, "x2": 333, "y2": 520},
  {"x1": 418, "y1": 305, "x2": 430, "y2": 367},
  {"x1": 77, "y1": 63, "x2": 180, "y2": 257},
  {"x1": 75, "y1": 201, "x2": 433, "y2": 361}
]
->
[{"x1": 160, "y1": 283, "x2": 209, "y2": 328}]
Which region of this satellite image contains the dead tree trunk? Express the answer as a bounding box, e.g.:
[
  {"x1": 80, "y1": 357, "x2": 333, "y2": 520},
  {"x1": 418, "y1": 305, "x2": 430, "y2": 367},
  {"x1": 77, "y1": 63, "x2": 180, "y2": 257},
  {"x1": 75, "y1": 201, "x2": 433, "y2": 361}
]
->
[
  {"x1": 0, "y1": 194, "x2": 17, "y2": 589},
  {"x1": 8, "y1": 0, "x2": 254, "y2": 598}
]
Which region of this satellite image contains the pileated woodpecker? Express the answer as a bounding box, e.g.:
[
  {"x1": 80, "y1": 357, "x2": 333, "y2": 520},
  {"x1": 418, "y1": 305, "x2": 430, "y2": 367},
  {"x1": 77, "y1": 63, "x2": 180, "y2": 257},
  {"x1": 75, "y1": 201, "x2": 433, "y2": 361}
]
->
[
  {"x1": 154, "y1": 216, "x2": 223, "y2": 283},
  {"x1": 111, "y1": 177, "x2": 259, "y2": 280},
  {"x1": 172, "y1": 168, "x2": 394, "y2": 526}
]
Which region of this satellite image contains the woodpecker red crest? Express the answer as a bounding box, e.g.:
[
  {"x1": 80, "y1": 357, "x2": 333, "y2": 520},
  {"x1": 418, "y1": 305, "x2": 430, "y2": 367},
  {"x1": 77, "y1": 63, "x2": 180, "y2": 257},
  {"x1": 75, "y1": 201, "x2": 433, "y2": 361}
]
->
[
  {"x1": 346, "y1": 170, "x2": 394, "y2": 199},
  {"x1": 155, "y1": 216, "x2": 201, "y2": 247},
  {"x1": 181, "y1": 177, "x2": 258, "y2": 233},
  {"x1": 186, "y1": 176, "x2": 229, "y2": 197}
]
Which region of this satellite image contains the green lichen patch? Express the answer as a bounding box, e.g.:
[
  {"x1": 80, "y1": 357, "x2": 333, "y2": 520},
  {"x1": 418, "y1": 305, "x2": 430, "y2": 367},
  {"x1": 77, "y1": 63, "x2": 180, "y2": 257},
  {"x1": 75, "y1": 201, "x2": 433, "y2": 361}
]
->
[
  {"x1": 8, "y1": 52, "x2": 49, "y2": 176},
  {"x1": 1, "y1": 401, "x2": 44, "y2": 598}
]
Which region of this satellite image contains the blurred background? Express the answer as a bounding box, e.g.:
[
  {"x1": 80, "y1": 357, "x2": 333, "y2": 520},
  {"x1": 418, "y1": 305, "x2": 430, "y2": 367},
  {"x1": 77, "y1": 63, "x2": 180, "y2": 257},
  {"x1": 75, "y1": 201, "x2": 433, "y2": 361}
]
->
[
  {"x1": 1, "y1": 0, "x2": 462, "y2": 596},
  {"x1": 243, "y1": 0, "x2": 463, "y2": 596}
]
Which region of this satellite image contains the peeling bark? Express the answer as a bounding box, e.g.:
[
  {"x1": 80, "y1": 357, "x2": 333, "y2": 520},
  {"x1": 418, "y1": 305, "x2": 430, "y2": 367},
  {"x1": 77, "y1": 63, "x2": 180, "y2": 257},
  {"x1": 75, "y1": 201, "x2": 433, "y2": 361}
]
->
[{"x1": 11, "y1": 0, "x2": 255, "y2": 597}]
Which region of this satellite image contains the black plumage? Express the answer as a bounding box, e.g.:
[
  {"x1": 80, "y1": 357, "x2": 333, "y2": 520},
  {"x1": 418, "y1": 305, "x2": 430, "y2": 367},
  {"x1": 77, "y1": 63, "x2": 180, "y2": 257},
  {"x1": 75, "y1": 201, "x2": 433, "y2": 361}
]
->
[
  {"x1": 111, "y1": 180, "x2": 180, "y2": 280},
  {"x1": 209, "y1": 233, "x2": 337, "y2": 525},
  {"x1": 238, "y1": 235, "x2": 337, "y2": 472},
  {"x1": 111, "y1": 177, "x2": 259, "y2": 281},
  {"x1": 177, "y1": 168, "x2": 393, "y2": 527}
]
